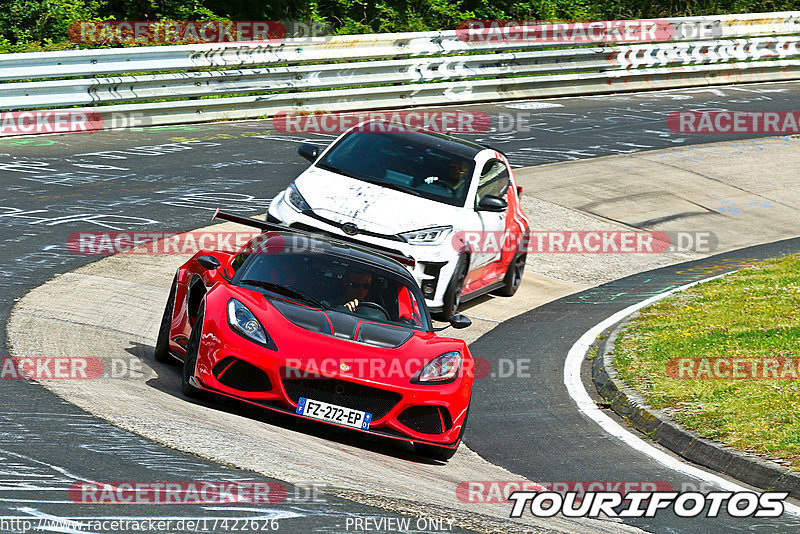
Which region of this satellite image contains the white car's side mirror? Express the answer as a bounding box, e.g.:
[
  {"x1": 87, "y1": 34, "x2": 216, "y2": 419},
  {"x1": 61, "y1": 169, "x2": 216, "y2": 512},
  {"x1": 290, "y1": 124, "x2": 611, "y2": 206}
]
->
[
  {"x1": 476, "y1": 195, "x2": 507, "y2": 212},
  {"x1": 298, "y1": 143, "x2": 320, "y2": 163}
]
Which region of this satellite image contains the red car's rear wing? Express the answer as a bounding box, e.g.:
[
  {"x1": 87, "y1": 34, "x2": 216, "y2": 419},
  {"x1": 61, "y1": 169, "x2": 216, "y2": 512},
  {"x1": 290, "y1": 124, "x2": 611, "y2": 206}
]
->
[
  {"x1": 212, "y1": 208, "x2": 271, "y2": 231},
  {"x1": 212, "y1": 209, "x2": 416, "y2": 268}
]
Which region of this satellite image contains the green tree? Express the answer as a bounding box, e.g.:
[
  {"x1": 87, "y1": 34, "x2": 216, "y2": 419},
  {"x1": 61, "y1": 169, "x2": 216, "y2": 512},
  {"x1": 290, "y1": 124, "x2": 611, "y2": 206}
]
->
[{"x1": 1, "y1": 0, "x2": 799, "y2": 52}]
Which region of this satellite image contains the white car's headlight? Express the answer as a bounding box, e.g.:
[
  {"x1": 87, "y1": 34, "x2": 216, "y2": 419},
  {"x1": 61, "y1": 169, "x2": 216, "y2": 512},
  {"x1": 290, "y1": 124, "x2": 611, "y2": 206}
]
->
[
  {"x1": 399, "y1": 226, "x2": 452, "y2": 246},
  {"x1": 227, "y1": 299, "x2": 268, "y2": 345},
  {"x1": 414, "y1": 351, "x2": 461, "y2": 383},
  {"x1": 286, "y1": 183, "x2": 311, "y2": 212}
]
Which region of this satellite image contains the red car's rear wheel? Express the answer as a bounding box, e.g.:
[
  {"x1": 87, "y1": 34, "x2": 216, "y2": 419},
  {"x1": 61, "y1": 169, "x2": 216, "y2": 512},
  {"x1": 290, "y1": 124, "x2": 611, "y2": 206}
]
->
[{"x1": 154, "y1": 276, "x2": 178, "y2": 363}]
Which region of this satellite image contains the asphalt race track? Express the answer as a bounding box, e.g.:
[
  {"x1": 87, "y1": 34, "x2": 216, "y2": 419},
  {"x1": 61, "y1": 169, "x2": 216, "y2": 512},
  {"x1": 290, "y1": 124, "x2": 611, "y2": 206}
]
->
[{"x1": 3, "y1": 81, "x2": 800, "y2": 532}]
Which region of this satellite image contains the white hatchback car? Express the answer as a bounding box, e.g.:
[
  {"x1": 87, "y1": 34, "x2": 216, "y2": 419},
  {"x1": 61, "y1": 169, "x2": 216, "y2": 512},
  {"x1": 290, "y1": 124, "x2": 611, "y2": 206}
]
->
[{"x1": 268, "y1": 123, "x2": 530, "y2": 319}]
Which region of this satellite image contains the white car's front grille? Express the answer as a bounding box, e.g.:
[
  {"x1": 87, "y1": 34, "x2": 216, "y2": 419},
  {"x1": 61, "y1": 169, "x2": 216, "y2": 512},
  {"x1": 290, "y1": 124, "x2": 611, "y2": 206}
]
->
[{"x1": 303, "y1": 210, "x2": 405, "y2": 242}]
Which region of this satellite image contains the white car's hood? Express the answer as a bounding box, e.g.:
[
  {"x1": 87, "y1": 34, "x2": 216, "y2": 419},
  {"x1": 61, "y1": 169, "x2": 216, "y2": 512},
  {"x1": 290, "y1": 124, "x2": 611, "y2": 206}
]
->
[{"x1": 295, "y1": 166, "x2": 464, "y2": 235}]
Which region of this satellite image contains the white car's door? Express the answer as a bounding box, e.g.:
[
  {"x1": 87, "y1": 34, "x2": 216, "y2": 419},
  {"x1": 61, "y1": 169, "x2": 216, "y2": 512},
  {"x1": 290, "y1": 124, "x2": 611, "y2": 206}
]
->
[{"x1": 468, "y1": 159, "x2": 511, "y2": 274}]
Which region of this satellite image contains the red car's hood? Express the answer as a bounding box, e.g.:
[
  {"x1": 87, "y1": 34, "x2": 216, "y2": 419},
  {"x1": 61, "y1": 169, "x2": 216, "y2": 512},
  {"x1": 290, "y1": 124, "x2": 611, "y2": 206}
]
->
[{"x1": 223, "y1": 285, "x2": 468, "y2": 385}]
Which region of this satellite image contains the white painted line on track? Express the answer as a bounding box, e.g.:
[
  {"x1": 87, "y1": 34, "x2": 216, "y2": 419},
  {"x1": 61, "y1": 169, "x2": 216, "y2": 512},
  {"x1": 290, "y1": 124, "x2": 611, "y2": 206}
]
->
[
  {"x1": 563, "y1": 272, "x2": 800, "y2": 516},
  {"x1": 460, "y1": 312, "x2": 502, "y2": 323},
  {"x1": 0, "y1": 448, "x2": 93, "y2": 483},
  {"x1": 12, "y1": 507, "x2": 305, "y2": 521}
]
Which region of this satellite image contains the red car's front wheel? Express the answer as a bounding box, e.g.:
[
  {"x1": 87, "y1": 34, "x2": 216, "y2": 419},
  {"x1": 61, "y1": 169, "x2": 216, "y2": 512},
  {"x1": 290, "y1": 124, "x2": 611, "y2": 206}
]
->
[{"x1": 181, "y1": 309, "x2": 205, "y2": 399}]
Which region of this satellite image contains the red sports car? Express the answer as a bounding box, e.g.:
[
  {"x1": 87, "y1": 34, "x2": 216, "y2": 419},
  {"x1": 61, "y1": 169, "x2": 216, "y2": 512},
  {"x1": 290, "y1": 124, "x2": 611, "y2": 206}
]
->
[{"x1": 154, "y1": 211, "x2": 474, "y2": 460}]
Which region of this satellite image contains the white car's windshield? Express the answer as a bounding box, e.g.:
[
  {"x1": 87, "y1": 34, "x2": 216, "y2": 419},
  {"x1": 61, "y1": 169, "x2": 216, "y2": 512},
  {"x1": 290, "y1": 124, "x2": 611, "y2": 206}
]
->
[{"x1": 317, "y1": 131, "x2": 476, "y2": 207}]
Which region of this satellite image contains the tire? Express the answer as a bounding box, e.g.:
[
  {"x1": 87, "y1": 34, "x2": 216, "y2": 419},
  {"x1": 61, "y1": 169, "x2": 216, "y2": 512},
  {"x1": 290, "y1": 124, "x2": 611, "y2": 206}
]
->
[
  {"x1": 414, "y1": 403, "x2": 470, "y2": 462},
  {"x1": 435, "y1": 255, "x2": 468, "y2": 321},
  {"x1": 154, "y1": 276, "x2": 178, "y2": 363},
  {"x1": 496, "y1": 253, "x2": 526, "y2": 297},
  {"x1": 181, "y1": 309, "x2": 205, "y2": 399}
]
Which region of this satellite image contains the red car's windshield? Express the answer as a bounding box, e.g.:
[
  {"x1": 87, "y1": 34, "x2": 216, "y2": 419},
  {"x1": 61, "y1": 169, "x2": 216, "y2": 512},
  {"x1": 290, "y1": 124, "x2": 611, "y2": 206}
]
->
[{"x1": 233, "y1": 250, "x2": 429, "y2": 331}]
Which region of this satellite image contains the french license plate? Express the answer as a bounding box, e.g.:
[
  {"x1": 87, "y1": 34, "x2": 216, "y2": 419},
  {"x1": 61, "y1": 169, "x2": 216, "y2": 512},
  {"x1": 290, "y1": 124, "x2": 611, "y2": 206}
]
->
[{"x1": 296, "y1": 397, "x2": 372, "y2": 430}]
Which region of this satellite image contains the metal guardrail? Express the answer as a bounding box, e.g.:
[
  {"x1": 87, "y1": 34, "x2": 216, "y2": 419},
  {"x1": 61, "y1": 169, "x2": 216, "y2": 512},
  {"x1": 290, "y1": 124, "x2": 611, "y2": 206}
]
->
[{"x1": 2, "y1": 12, "x2": 800, "y2": 130}]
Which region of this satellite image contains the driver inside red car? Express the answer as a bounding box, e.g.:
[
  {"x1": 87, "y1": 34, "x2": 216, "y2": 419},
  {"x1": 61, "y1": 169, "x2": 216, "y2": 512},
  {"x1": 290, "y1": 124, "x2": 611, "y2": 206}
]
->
[{"x1": 340, "y1": 271, "x2": 372, "y2": 313}]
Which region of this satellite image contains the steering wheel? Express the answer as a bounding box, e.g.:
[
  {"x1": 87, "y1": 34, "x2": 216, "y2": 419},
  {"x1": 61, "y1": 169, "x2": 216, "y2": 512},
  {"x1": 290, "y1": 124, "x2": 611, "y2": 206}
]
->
[
  {"x1": 428, "y1": 179, "x2": 457, "y2": 195},
  {"x1": 356, "y1": 301, "x2": 391, "y2": 321}
]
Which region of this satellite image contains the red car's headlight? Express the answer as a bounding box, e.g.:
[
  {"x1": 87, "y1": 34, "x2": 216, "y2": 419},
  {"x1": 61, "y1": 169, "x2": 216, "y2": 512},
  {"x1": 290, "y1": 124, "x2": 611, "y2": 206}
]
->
[
  {"x1": 227, "y1": 298, "x2": 268, "y2": 345},
  {"x1": 413, "y1": 351, "x2": 461, "y2": 384}
]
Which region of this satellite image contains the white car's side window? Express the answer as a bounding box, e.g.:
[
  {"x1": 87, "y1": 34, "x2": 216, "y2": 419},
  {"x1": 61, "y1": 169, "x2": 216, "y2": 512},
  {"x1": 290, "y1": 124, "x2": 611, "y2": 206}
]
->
[{"x1": 475, "y1": 160, "x2": 510, "y2": 206}]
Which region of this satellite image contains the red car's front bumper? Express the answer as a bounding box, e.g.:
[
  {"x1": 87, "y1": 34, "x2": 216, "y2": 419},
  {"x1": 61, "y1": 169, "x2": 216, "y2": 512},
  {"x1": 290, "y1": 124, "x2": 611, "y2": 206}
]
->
[{"x1": 187, "y1": 285, "x2": 473, "y2": 448}]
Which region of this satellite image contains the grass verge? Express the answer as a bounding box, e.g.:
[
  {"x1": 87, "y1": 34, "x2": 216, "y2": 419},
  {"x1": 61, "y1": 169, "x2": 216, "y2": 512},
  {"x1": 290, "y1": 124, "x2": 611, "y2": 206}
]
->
[{"x1": 614, "y1": 254, "x2": 800, "y2": 468}]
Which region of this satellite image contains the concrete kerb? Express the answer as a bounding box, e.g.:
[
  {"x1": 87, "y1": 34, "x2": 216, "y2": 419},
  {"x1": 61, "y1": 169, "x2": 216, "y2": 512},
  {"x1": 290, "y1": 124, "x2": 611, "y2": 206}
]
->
[{"x1": 592, "y1": 313, "x2": 800, "y2": 498}]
